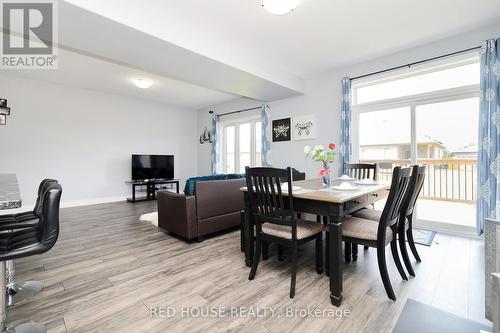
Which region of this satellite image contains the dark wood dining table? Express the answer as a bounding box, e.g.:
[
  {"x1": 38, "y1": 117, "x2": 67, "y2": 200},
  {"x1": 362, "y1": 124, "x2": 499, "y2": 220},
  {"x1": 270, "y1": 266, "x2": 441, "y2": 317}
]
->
[{"x1": 241, "y1": 178, "x2": 390, "y2": 307}]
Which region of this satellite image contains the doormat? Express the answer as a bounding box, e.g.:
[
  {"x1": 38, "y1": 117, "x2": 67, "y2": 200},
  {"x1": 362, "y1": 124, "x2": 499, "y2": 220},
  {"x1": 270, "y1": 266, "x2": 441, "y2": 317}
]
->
[{"x1": 411, "y1": 228, "x2": 436, "y2": 246}]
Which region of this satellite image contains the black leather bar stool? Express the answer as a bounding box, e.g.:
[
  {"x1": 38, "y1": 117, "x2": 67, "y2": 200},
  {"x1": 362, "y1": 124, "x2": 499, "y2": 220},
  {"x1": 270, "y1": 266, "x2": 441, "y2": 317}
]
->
[
  {"x1": 0, "y1": 182, "x2": 61, "y2": 333},
  {"x1": 0, "y1": 179, "x2": 57, "y2": 307}
]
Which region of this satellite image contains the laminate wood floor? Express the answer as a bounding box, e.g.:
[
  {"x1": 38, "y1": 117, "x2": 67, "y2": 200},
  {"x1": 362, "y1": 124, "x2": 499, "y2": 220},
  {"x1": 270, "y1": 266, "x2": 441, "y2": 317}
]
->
[{"x1": 9, "y1": 201, "x2": 488, "y2": 332}]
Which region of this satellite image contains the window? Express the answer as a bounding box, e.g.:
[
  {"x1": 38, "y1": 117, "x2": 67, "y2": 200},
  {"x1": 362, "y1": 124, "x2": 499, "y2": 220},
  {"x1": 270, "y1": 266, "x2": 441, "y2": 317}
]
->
[
  {"x1": 353, "y1": 51, "x2": 480, "y2": 229},
  {"x1": 222, "y1": 118, "x2": 262, "y2": 174}
]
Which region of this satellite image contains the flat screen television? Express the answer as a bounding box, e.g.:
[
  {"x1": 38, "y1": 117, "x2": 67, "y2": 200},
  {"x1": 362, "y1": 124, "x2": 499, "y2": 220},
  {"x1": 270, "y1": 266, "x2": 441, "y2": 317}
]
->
[{"x1": 132, "y1": 154, "x2": 174, "y2": 181}]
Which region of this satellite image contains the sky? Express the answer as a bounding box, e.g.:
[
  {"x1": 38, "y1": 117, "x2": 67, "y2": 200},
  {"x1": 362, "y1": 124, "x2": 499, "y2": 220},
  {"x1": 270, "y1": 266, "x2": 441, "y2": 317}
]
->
[{"x1": 359, "y1": 97, "x2": 479, "y2": 152}]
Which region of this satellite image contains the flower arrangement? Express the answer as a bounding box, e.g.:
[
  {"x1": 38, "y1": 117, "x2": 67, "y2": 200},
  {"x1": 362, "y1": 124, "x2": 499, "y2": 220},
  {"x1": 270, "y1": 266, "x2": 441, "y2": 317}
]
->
[{"x1": 304, "y1": 143, "x2": 336, "y2": 186}]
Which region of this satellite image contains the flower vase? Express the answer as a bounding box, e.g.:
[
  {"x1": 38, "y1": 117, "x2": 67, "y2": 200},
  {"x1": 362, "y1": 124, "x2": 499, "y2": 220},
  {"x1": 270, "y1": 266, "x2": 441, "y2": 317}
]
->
[{"x1": 321, "y1": 166, "x2": 331, "y2": 187}]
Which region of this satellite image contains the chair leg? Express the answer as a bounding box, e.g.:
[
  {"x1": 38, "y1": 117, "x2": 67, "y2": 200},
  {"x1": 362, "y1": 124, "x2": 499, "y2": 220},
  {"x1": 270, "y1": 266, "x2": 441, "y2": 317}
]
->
[
  {"x1": 390, "y1": 238, "x2": 408, "y2": 281},
  {"x1": 377, "y1": 246, "x2": 396, "y2": 301},
  {"x1": 322, "y1": 216, "x2": 329, "y2": 276},
  {"x1": 240, "y1": 210, "x2": 245, "y2": 252},
  {"x1": 262, "y1": 240, "x2": 269, "y2": 260},
  {"x1": 249, "y1": 234, "x2": 262, "y2": 281},
  {"x1": 352, "y1": 243, "x2": 358, "y2": 261},
  {"x1": 406, "y1": 229, "x2": 422, "y2": 262},
  {"x1": 278, "y1": 245, "x2": 284, "y2": 261},
  {"x1": 290, "y1": 244, "x2": 298, "y2": 298},
  {"x1": 0, "y1": 261, "x2": 45, "y2": 333},
  {"x1": 344, "y1": 242, "x2": 352, "y2": 263},
  {"x1": 315, "y1": 234, "x2": 324, "y2": 274},
  {"x1": 399, "y1": 228, "x2": 415, "y2": 277}
]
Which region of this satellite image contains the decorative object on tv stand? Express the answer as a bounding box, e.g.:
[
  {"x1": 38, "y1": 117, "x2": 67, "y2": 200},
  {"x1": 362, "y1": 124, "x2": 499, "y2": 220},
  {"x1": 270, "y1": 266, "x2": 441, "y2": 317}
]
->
[
  {"x1": 199, "y1": 126, "x2": 212, "y2": 144},
  {"x1": 0, "y1": 99, "x2": 10, "y2": 126},
  {"x1": 292, "y1": 114, "x2": 316, "y2": 140},
  {"x1": 304, "y1": 143, "x2": 336, "y2": 187},
  {"x1": 272, "y1": 118, "x2": 291, "y2": 142}
]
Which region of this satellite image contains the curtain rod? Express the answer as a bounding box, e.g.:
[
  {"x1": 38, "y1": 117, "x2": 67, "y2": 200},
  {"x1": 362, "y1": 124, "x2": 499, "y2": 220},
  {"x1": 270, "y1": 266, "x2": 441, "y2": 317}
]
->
[
  {"x1": 351, "y1": 46, "x2": 481, "y2": 81},
  {"x1": 209, "y1": 106, "x2": 263, "y2": 117}
]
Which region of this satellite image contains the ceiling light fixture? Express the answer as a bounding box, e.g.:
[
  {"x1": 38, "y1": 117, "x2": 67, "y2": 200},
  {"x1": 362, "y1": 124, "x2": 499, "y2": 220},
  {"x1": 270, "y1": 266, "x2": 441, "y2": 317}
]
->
[
  {"x1": 132, "y1": 78, "x2": 153, "y2": 89},
  {"x1": 262, "y1": 0, "x2": 300, "y2": 15}
]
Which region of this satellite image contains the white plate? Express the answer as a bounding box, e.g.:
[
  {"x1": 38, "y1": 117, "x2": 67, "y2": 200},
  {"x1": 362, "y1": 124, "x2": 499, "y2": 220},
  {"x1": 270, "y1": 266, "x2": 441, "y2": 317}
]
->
[
  {"x1": 337, "y1": 176, "x2": 356, "y2": 181},
  {"x1": 331, "y1": 185, "x2": 359, "y2": 191},
  {"x1": 354, "y1": 180, "x2": 378, "y2": 186}
]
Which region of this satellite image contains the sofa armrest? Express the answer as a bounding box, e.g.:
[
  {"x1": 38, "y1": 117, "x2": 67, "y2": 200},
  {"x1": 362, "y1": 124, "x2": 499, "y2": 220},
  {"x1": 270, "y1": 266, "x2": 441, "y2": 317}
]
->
[{"x1": 157, "y1": 191, "x2": 198, "y2": 240}]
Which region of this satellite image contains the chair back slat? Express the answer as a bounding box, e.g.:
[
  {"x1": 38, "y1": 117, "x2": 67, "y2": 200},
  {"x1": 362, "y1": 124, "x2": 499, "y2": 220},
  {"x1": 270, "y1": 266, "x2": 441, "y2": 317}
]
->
[
  {"x1": 246, "y1": 167, "x2": 296, "y2": 234},
  {"x1": 379, "y1": 167, "x2": 412, "y2": 232},
  {"x1": 400, "y1": 165, "x2": 426, "y2": 219},
  {"x1": 344, "y1": 163, "x2": 378, "y2": 181}
]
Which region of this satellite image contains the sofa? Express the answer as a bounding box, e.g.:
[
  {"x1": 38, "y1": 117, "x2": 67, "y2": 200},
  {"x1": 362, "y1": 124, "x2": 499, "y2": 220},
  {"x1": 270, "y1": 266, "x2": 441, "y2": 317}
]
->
[
  {"x1": 158, "y1": 177, "x2": 246, "y2": 241},
  {"x1": 157, "y1": 171, "x2": 306, "y2": 242}
]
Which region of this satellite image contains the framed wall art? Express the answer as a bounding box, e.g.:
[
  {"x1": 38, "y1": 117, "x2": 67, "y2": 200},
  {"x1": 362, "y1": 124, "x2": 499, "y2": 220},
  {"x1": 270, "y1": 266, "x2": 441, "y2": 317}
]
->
[
  {"x1": 272, "y1": 118, "x2": 291, "y2": 142},
  {"x1": 292, "y1": 114, "x2": 316, "y2": 140}
]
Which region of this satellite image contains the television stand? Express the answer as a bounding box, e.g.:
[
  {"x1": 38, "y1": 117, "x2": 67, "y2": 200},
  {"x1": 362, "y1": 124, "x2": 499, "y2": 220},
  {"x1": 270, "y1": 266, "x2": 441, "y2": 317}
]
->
[{"x1": 126, "y1": 179, "x2": 180, "y2": 203}]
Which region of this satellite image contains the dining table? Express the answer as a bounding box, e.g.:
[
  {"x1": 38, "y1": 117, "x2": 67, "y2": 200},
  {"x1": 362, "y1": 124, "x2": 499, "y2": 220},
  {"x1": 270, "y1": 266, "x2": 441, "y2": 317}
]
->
[{"x1": 241, "y1": 177, "x2": 390, "y2": 307}]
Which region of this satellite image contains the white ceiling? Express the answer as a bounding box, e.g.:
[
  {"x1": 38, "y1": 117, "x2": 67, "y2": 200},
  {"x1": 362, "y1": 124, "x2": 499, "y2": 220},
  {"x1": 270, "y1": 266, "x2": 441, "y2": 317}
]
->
[
  {"x1": 4, "y1": 1, "x2": 500, "y2": 110},
  {"x1": 64, "y1": 0, "x2": 500, "y2": 77},
  {"x1": 0, "y1": 47, "x2": 238, "y2": 109}
]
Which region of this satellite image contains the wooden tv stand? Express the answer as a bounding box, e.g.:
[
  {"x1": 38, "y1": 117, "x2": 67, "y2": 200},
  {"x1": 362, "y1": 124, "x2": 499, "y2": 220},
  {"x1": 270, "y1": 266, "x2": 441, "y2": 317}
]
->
[{"x1": 126, "y1": 179, "x2": 180, "y2": 203}]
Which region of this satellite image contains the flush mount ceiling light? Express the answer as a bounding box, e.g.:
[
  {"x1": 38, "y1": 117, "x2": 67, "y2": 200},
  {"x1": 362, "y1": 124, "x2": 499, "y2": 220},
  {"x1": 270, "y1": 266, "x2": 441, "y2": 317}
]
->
[
  {"x1": 132, "y1": 78, "x2": 153, "y2": 89},
  {"x1": 262, "y1": 0, "x2": 301, "y2": 15}
]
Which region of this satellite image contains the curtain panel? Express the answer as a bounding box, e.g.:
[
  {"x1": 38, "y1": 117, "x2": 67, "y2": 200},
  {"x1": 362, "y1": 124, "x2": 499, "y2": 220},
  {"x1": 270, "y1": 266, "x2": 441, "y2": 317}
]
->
[
  {"x1": 210, "y1": 113, "x2": 220, "y2": 175},
  {"x1": 261, "y1": 104, "x2": 271, "y2": 167},
  {"x1": 339, "y1": 77, "x2": 352, "y2": 175},
  {"x1": 477, "y1": 38, "x2": 500, "y2": 235}
]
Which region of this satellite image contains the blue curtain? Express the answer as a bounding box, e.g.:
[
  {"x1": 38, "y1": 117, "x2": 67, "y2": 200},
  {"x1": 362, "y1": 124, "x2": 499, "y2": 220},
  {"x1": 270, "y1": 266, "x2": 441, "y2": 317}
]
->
[
  {"x1": 210, "y1": 113, "x2": 220, "y2": 175},
  {"x1": 261, "y1": 103, "x2": 271, "y2": 167},
  {"x1": 477, "y1": 38, "x2": 500, "y2": 235},
  {"x1": 339, "y1": 77, "x2": 352, "y2": 175}
]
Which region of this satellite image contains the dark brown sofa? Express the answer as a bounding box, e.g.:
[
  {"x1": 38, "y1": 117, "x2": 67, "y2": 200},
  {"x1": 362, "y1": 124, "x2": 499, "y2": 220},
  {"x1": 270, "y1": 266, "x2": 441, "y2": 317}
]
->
[{"x1": 158, "y1": 178, "x2": 246, "y2": 242}]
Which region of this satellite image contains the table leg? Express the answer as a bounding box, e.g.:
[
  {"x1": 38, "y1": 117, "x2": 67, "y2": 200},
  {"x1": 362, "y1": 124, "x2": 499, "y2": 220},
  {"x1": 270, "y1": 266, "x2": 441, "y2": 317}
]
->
[
  {"x1": 176, "y1": 181, "x2": 179, "y2": 194},
  {"x1": 328, "y1": 216, "x2": 343, "y2": 306},
  {"x1": 244, "y1": 200, "x2": 254, "y2": 267}
]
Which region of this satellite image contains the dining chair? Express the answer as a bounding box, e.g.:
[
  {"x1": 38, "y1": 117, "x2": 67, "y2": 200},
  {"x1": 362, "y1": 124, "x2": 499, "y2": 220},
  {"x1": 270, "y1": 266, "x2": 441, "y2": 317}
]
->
[
  {"x1": 342, "y1": 166, "x2": 411, "y2": 300},
  {"x1": 246, "y1": 166, "x2": 324, "y2": 298},
  {"x1": 343, "y1": 163, "x2": 378, "y2": 262},
  {"x1": 353, "y1": 165, "x2": 426, "y2": 276},
  {"x1": 343, "y1": 163, "x2": 378, "y2": 181}
]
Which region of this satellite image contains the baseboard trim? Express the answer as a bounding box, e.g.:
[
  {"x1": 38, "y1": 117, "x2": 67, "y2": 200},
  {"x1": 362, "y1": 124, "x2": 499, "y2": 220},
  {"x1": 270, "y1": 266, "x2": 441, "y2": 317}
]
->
[
  {"x1": 0, "y1": 195, "x2": 129, "y2": 215},
  {"x1": 415, "y1": 219, "x2": 481, "y2": 239},
  {"x1": 60, "y1": 195, "x2": 129, "y2": 208}
]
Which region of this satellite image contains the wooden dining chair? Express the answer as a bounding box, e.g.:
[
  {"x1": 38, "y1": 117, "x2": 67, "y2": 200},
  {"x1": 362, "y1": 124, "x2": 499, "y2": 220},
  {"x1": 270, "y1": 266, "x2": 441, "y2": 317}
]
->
[
  {"x1": 343, "y1": 163, "x2": 378, "y2": 262},
  {"x1": 246, "y1": 167, "x2": 324, "y2": 298},
  {"x1": 353, "y1": 165, "x2": 426, "y2": 276},
  {"x1": 342, "y1": 166, "x2": 411, "y2": 300},
  {"x1": 398, "y1": 165, "x2": 426, "y2": 276},
  {"x1": 344, "y1": 163, "x2": 378, "y2": 181}
]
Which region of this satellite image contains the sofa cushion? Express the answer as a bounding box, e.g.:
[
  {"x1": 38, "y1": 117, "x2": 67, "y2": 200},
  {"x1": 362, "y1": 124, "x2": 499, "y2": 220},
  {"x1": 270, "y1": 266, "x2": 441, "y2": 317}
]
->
[
  {"x1": 196, "y1": 178, "x2": 246, "y2": 220},
  {"x1": 183, "y1": 174, "x2": 244, "y2": 195}
]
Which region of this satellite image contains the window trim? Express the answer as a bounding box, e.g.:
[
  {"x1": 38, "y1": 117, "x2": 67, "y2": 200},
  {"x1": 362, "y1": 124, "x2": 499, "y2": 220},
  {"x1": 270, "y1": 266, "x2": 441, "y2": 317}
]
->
[
  {"x1": 352, "y1": 52, "x2": 480, "y2": 107},
  {"x1": 221, "y1": 116, "x2": 261, "y2": 174},
  {"x1": 351, "y1": 58, "x2": 480, "y2": 164}
]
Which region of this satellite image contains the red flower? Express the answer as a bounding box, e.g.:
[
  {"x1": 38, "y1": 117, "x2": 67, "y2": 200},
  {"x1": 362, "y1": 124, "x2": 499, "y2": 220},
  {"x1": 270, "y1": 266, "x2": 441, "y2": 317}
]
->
[
  {"x1": 319, "y1": 168, "x2": 330, "y2": 176},
  {"x1": 329, "y1": 143, "x2": 336, "y2": 150}
]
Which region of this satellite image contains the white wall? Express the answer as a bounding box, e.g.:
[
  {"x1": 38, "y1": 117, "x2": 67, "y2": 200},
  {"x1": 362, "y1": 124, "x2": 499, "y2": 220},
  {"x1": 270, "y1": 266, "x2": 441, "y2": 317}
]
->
[
  {"x1": 0, "y1": 74, "x2": 197, "y2": 207},
  {"x1": 197, "y1": 23, "x2": 500, "y2": 178}
]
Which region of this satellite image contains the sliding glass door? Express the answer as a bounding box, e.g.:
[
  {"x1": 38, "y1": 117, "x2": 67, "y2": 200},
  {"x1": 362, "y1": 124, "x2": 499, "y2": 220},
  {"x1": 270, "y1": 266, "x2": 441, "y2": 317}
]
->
[{"x1": 353, "y1": 52, "x2": 480, "y2": 232}]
